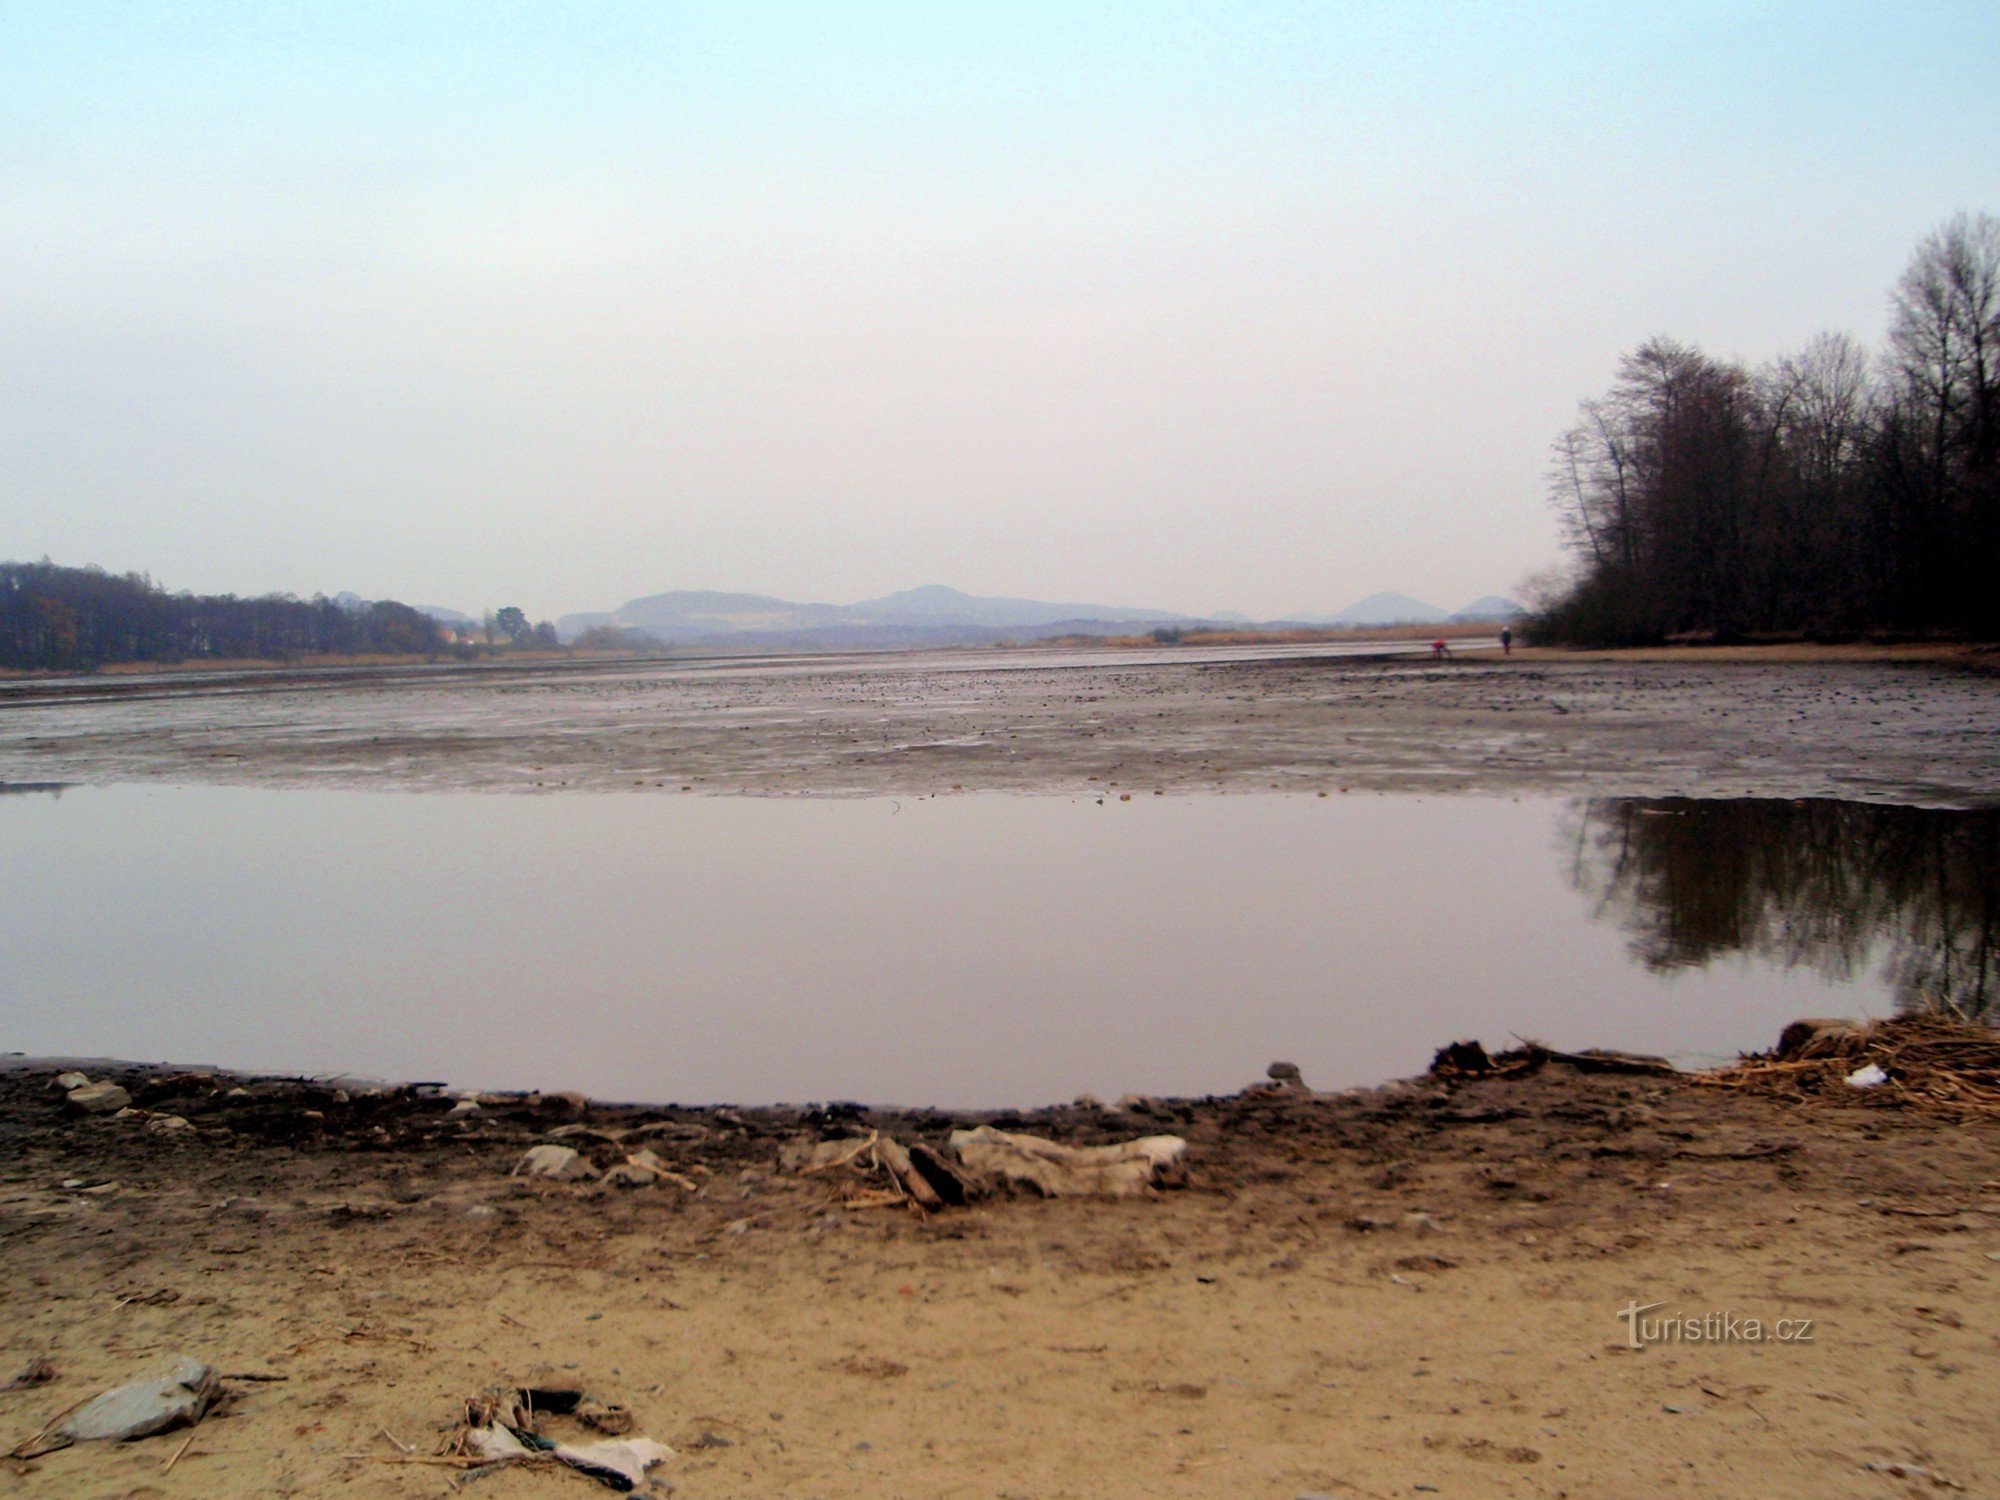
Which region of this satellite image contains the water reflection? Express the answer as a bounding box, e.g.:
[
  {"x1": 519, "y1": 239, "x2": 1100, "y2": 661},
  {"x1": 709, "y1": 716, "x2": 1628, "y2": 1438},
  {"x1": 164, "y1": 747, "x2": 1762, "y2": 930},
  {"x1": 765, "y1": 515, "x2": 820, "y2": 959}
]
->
[
  {"x1": 1565, "y1": 799, "x2": 1999, "y2": 1019},
  {"x1": 5, "y1": 789, "x2": 1989, "y2": 1101}
]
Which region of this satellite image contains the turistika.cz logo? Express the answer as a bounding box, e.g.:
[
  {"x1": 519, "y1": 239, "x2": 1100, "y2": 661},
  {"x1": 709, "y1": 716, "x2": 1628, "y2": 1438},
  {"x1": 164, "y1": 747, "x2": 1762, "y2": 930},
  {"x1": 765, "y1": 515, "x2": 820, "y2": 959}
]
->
[{"x1": 1617, "y1": 1301, "x2": 1815, "y2": 1349}]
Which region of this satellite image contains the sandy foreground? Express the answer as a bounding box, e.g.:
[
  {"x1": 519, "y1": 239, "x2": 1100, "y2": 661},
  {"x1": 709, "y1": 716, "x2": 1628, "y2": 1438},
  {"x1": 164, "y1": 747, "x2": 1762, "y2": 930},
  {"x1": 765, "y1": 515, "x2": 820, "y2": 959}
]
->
[
  {"x1": 1, "y1": 647, "x2": 1996, "y2": 804},
  {"x1": 3, "y1": 1053, "x2": 1998, "y2": 1500}
]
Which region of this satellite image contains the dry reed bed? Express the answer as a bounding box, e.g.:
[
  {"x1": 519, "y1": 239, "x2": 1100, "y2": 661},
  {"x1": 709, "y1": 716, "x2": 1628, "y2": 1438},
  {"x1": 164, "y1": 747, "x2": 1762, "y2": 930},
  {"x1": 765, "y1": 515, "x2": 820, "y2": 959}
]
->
[{"x1": 1694, "y1": 1013, "x2": 2000, "y2": 1117}]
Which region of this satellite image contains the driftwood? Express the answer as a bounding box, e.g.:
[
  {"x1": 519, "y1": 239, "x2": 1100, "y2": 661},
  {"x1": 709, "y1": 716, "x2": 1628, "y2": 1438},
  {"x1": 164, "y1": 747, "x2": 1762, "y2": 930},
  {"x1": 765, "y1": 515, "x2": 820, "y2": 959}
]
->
[
  {"x1": 1430, "y1": 1039, "x2": 1674, "y2": 1080},
  {"x1": 1536, "y1": 1046, "x2": 1677, "y2": 1077},
  {"x1": 781, "y1": 1125, "x2": 1183, "y2": 1207},
  {"x1": 946, "y1": 1126, "x2": 1189, "y2": 1198},
  {"x1": 908, "y1": 1142, "x2": 983, "y2": 1206},
  {"x1": 872, "y1": 1136, "x2": 943, "y2": 1212}
]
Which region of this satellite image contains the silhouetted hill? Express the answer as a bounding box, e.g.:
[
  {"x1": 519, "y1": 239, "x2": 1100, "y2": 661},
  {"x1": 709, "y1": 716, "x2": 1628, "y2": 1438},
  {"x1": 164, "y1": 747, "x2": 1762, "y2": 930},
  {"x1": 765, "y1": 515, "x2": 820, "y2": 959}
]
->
[
  {"x1": 559, "y1": 584, "x2": 1196, "y2": 646},
  {"x1": 1448, "y1": 595, "x2": 1525, "y2": 622}
]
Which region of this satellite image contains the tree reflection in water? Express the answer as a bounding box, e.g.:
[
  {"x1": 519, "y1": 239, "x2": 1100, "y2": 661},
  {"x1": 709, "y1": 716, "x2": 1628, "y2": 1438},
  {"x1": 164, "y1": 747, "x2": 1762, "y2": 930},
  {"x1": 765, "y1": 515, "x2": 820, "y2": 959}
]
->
[{"x1": 1562, "y1": 799, "x2": 1999, "y2": 1020}]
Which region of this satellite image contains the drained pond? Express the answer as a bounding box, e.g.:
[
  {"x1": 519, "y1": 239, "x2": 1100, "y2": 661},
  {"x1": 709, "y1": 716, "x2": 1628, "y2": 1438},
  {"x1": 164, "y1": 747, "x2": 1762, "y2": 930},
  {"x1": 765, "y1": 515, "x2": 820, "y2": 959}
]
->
[{"x1": 2, "y1": 786, "x2": 1992, "y2": 1106}]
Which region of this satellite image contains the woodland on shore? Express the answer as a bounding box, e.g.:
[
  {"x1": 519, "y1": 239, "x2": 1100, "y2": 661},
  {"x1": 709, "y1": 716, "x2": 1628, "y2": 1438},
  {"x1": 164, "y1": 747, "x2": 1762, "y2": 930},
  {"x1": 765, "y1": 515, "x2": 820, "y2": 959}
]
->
[{"x1": 1537, "y1": 213, "x2": 1999, "y2": 645}]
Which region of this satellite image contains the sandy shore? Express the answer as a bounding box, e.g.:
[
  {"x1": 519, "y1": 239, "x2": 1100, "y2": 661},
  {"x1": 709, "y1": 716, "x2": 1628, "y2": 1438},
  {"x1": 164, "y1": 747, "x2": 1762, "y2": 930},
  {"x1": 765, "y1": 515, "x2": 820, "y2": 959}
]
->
[
  {"x1": 2, "y1": 647, "x2": 1996, "y2": 804},
  {"x1": 3, "y1": 1051, "x2": 1997, "y2": 1498}
]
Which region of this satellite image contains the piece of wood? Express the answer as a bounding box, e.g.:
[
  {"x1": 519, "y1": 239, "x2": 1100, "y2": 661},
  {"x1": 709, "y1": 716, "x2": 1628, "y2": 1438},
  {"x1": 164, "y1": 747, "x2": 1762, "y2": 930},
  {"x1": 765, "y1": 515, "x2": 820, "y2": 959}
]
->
[
  {"x1": 908, "y1": 1142, "x2": 984, "y2": 1205},
  {"x1": 874, "y1": 1136, "x2": 944, "y2": 1212},
  {"x1": 161, "y1": 1430, "x2": 197, "y2": 1474}
]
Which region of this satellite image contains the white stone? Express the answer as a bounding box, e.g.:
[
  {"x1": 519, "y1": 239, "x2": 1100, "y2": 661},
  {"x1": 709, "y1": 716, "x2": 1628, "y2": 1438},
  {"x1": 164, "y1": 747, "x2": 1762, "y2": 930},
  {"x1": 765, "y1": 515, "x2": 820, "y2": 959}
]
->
[
  {"x1": 60, "y1": 1357, "x2": 218, "y2": 1442},
  {"x1": 513, "y1": 1144, "x2": 592, "y2": 1181},
  {"x1": 66, "y1": 1082, "x2": 131, "y2": 1115}
]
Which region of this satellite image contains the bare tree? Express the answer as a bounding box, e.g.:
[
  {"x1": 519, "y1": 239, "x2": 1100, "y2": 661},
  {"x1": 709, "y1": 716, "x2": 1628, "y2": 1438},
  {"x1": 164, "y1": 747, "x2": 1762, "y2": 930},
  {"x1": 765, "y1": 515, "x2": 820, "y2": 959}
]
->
[{"x1": 1537, "y1": 213, "x2": 1998, "y2": 643}]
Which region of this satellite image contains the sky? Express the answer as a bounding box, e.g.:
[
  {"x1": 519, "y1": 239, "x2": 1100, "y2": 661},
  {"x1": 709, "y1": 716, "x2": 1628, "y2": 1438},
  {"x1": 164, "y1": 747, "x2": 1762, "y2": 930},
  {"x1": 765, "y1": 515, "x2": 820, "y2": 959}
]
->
[{"x1": 3, "y1": 4, "x2": 1996, "y2": 622}]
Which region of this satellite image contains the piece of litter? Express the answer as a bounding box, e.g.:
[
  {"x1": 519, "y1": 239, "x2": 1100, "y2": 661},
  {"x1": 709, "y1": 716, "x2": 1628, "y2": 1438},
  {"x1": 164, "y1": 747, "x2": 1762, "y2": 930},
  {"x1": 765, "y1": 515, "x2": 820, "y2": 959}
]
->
[
  {"x1": 1845, "y1": 1063, "x2": 1889, "y2": 1088},
  {"x1": 1863, "y1": 1460, "x2": 1963, "y2": 1489},
  {"x1": 1, "y1": 1357, "x2": 56, "y2": 1393},
  {"x1": 557, "y1": 1436, "x2": 676, "y2": 1487}
]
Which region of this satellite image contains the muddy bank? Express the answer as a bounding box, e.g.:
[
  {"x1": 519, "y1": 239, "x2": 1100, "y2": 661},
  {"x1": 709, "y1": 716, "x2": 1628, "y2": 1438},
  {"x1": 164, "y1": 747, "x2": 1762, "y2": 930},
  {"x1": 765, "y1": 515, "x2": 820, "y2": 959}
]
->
[
  {"x1": 2, "y1": 649, "x2": 1996, "y2": 805},
  {"x1": 4, "y1": 1042, "x2": 1998, "y2": 1497}
]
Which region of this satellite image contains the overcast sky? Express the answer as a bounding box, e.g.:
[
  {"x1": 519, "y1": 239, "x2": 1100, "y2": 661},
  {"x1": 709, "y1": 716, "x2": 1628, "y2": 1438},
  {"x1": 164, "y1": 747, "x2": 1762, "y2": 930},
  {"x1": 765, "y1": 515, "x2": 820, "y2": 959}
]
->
[{"x1": 4, "y1": 4, "x2": 1996, "y2": 620}]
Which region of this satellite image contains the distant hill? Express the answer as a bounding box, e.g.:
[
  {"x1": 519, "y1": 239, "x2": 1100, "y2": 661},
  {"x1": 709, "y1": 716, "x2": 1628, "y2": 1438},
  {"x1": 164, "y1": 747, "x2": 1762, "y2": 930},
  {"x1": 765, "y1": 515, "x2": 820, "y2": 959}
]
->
[
  {"x1": 552, "y1": 582, "x2": 1526, "y2": 649},
  {"x1": 1291, "y1": 592, "x2": 1449, "y2": 627},
  {"x1": 1448, "y1": 595, "x2": 1526, "y2": 623},
  {"x1": 417, "y1": 605, "x2": 477, "y2": 627},
  {"x1": 559, "y1": 584, "x2": 1197, "y2": 647},
  {"x1": 848, "y1": 584, "x2": 1182, "y2": 629}
]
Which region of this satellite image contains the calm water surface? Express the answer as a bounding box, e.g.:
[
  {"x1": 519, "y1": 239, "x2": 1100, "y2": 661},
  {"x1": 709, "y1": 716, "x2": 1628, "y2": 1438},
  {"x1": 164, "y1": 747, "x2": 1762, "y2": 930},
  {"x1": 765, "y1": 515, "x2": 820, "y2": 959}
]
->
[{"x1": 2, "y1": 787, "x2": 1990, "y2": 1106}]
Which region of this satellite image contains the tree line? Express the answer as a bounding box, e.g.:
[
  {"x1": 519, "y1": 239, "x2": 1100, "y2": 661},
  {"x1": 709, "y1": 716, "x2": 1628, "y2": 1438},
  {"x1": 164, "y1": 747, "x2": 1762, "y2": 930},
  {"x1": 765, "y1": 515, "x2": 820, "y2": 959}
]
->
[
  {"x1": 0, "y1": 560, "x2": 454, "y2": 670},
  {"x1": 1536, "y1": 212, "x2": 1999, "y2": 643},
  {"x1": 1565, "y1": 797, "x2": 1997, "y2": 1020}
]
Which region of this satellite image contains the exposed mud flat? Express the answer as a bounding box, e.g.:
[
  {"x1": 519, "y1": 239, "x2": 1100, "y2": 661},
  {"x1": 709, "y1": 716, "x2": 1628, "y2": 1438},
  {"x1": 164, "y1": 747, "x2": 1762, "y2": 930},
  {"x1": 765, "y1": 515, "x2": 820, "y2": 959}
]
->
[
  {"x1": 3, "y1": 1054, "x2": 1997, "y2": 1497},
  {"x1": 2, "y1": 649, "x2": 1997, "y2": 804}
]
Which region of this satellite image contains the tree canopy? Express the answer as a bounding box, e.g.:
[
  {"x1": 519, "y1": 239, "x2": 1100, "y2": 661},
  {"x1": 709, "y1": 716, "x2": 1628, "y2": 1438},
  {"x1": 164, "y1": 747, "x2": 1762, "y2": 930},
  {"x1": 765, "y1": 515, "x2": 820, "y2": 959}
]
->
[
  {"x1": 0, "y1": 561, "x2": 448, "y2": 671},
  {"x1": 1538, "y1": 213, "x2": 1999, "y2": 643}
]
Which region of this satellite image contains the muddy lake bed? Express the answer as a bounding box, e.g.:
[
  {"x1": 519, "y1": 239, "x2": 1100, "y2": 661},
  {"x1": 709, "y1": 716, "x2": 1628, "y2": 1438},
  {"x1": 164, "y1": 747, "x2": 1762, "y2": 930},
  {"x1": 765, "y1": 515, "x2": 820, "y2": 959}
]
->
[{"x1": 2, "y1": 651, "x2": 1995, "y2": 1102}]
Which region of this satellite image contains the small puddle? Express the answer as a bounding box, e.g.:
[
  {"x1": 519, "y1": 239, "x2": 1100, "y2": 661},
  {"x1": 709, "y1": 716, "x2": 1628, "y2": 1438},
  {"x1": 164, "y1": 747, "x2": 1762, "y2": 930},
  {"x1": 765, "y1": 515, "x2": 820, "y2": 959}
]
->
[{"x1": 1, "y1": 789, "x2": 1990, "y2": 1106}]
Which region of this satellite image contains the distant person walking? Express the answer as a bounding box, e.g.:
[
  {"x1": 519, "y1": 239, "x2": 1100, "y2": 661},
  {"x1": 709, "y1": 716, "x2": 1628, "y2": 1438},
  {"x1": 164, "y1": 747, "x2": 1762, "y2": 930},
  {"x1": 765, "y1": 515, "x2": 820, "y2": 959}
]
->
[
  {"x1": 1500, "y1": 626, "x2": 1513, "y2": 655},
  {"x1": 1430, "y1": 638, "x2": 1449, "y2": 660}
]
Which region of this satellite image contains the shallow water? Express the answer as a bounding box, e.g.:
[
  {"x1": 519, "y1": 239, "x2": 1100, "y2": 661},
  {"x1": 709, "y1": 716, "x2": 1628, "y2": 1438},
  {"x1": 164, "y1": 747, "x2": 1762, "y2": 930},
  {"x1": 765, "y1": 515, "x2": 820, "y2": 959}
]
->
[{"x1": 1, "y1": 787, "x2": 1990, "y2": 1106}]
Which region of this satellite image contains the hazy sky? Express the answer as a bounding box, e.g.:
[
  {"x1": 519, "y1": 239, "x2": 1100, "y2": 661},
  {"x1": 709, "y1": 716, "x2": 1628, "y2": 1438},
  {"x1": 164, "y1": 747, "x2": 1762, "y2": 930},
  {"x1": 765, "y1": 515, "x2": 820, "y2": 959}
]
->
[{"x1": 4, "y1": 4, "x2": 1996, "y2": 620}]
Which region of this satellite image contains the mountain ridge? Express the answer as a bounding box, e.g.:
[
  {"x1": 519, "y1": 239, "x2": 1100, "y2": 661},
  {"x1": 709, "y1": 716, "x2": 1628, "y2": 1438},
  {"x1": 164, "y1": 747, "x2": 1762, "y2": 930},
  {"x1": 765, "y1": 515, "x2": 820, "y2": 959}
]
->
[{"x1": 555, "y1": 585, "x2": 1522, "y2": 646}]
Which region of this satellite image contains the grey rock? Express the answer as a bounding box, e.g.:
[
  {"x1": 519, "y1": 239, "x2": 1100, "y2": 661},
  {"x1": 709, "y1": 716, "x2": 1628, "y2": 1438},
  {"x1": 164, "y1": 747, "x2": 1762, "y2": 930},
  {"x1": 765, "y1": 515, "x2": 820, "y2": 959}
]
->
[
  {"x1": 514, "y1": 1144, "x2": 592, "y2": 1181},
  {"x1": 66, "y1": 1082, "x2": 131, "y2": 1115},
  {"x1": 60, "y1": 1357, "x2": 219, "y2": 1442},
  {"x1": 52, "y1": 1071, "x2": 91, "y2": 1091}
]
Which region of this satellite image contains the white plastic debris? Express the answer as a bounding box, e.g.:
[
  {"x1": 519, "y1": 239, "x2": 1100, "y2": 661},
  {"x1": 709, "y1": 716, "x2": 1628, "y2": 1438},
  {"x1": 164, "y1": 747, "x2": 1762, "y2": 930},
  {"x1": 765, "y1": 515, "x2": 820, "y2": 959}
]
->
[
  {"x1": 462, "y1": 1424, "x2": 674, "y2": 1486},
  {"x1": 1844, "y1": 1063, "x2": 1889, "y2": 1088},
  {"x1": 560, "y1": 1437, "x2": 676, "y2": 1485},
  {"x1": 464, "y1": 1424, "x2": 530, "y2": 1462}
]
